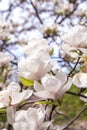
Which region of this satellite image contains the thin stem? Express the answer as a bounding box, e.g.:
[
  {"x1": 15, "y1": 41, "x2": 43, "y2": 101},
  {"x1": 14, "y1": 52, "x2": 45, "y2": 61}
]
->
[
  {"x1": 49, "y1": 105, "x2": 56, "y2": 121},
  {"x1": 66, "y1": 91, "x2": 87, "y2": 98},
  {"x1": 29, "y1": 0, "x2": 43, "y2": 24},
  {"x1": 68, "y1": 57, "x2": 80, "y2": 76},
  {"x1": 55, "y1": 110, "x2": 68, "y2": 119},
  {"x1": 62, "y1": 106, "x2": 87, "y2": 130}
]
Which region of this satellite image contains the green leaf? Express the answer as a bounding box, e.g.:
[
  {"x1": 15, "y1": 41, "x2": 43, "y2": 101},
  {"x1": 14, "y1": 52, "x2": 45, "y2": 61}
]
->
[
  {"x1": 35, "y1": 101, "x2": 53, "y2": 105},
  {"x1": 18, "y1": 100, "x2": 27, "y2": 108},
  {"x1": 20, "y1": 77, "x2": 34, "y2": 86},
  {"x1": 56, "y1": 10, "x2": 63, "y2": 15},
  {"x1": 0, "y1": 76, "x2": 4, "y2": 82},
  {"x1": 70, "y1": 49, "x2": 82, "y2": 55},
  {"x1": 46, "y1": 29, "x2": 51, "y2": 35},
  {"x1": 0, "y1": 108, "x2": 6, "y2": 114},
  {"x1": 49, "y1": 48, "x2": 54, "y2": 56},
  {"x1": 35, "y1": 100, "x2": 61, "y2": 106}
]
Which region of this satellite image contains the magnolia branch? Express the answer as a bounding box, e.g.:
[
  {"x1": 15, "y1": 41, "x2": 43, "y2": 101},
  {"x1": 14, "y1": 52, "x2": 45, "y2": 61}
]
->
[
  {"x1": 62, "y1": 106, "x2": 87, "y2": 130},
  {"x1": 66, "y1": 91, "x2": 87, "y2": 98},
  {"x1": 29, "y1": 0, "x2": 43, "y2": 24},
  {"x1": 68, "y1": 57, "x2": 80, "y2": 76}
]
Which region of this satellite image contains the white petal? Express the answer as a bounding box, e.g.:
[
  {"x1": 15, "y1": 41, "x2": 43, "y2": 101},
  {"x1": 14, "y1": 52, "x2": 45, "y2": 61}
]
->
[
  {"x1": 23, "y1": 38, "x2": 49, "y2": 56},
  {"x1": 34, "y1": 90, "x2": 55, "y2": 99},
  {"x1": 25, "y1": 108, "x2": 38, "y2": 123},
  {"x1": 41, "y1": 74, "x2": 62, "y2": 93},
  {"x1": 0, "y1": 103, "x2": 5, "y2": 108},
  {"x1": 13, "y1": 122, "x2": 20, "y2": 130},
  {"x1": 61, "y1": 25, "x2": 87, "y2": 47},
  {"x1": 56, "y1": 71, "x2": 67, "y2": 84},
  {"x1": 13, "y1": 122, "x2": 29, "y2": 130},
  {"x1": 11, "y1": 90, "x2": 33, "y2": 105},
  {"x1": 0, "y1": 90, "x2": 10, "y2": 108},
  {"x1": 44, "y1": 60, "x2": 57, "y2": 73},
  {"x1": 7, "y1": 82, "x2": 21, "y2": 92},
  {"x1": 34, "y1": 81, "x2": 44, "y2": 91},
  {"x1": 7, "y1": 106, "x2": 16, "y2": 125},
  {"x1": 15, "y1": 110, "x2": 26, "y2": 121},
  {"x1": 0, "y1": 52, "x2": 13, "y2": 66},
  {"x1": 61, "y1": 43, "x2": 71, "y2": 52},
  {"x1": 56, "y1": 78, "x2": 72, "y2": 99},
  {"x1": 37, "y1": 107, "x2": 45, "y2": 123},
  {"x1": 73, "y1": 73, "x2": 87, "y2": 88}
]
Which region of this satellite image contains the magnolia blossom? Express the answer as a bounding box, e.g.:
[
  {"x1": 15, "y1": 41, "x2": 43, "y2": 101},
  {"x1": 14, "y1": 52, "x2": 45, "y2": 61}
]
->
[
  {"x1": 8, "y1": 107, "x2": 51, "y2": 130},
  {"x1": 18, "y1": 51, "x2": 56, "y2": 80},
  {"x1": 61, "y1": 25, "x2": 87, "y2": 58},
  {"x1": 57, "y1": 1, "x2": 73, "y2": 14},
  {"x1": 22, "y1": 38, "x2": 52, "y2": 56},
  {"x1": 34, "y1": 71, "x2": 72, "y2": 99},
  {"x1": 42, "y1": 23, "x2": 58, "y2": 36},
  {"x1": 72, "y1": 72, "x2": 87, "y2": 88},
  {"x1": 0, "y1": 52, "x2": 13, "y2": 67},
  {"x1": 75, "y1": 6, "x2": 87, "y2": 17},
  {"x1": 0, "y1": 19, "x2": 9, "y2": 40},
  {"x1": 0, "y1": 82, "x2": 33, "y2": 108}
]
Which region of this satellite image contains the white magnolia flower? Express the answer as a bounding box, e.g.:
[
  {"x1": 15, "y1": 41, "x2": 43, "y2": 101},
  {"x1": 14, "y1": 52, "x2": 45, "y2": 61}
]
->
[
  {"x1": 61, "y1": 25, "x2": 87, "y2": 58},
  {"x1": 0, "y1": 52, "x2": 13, "y2": 67},
  {"x1": 18, "y1": 51, "x2": 56, "y2": 80},
  {"x1": 57, "y1": 1, "x2": 73, "y2": 14},
  {"x1": 0, "y1": 19, "x2": 9, "y2": 40},
  {"x1": 34, "y1": 71, "x2": 72, "y2": 99},
  {"x1": 0, "y1": 82, "x2": 33, "y2": 108},
  {"x1": 8, "y1": 107, "x2": 51, "y2": 130},
  {"x1": 62, "y1": 25, "x2": 87, "y2": 47},
  {"x1": 42, "y1": 23, "x2": 58, "y2": 35},
  {"x1": 75, "y1": 6, "x2": 87, "y2": 17},
  {"x1": 22, "y1": 38, "x2": 52, "y2": 56},
  {"x1": 0, "y1": 19, "x2": 7, "y2": 28},
  {"x1": 73, "y1": 73, "x2": 87, "y2": 88}
]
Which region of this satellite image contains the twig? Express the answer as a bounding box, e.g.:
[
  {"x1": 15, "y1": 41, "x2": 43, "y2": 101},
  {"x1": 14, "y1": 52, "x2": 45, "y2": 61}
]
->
[
  {"x1": 68, "y1": 57, "x2": 80, "y2": 76},
  {"x1": 55, "y1": 110, "x2": 68, "y2": 119},
  {"x1": 29, "y1": 0, "x2": 43, "y2": 24},
  {"x1": 49, "y1": 105, "x2": 56, "y2": 120},
  {"x1": 62, "y1": 106, "x2": 87, "y2": 130},
  {"x1": 58, "y1": 2, "x2": 78, "y2": 24},
  {"x1": 66, "y1": 91, "x2": 87, "y2": 98}
]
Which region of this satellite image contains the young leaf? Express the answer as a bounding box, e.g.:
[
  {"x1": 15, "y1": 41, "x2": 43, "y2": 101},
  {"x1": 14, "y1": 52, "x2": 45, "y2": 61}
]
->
[
  {"x1": 50, "y1": 48, "x2": 54, "y2": 56},
  {"x1": 0, "y1": 108, "x2": 6, "y2": 114},
  {"x1": 20, "y1": 77, "x2": 34, "y2": 86}
]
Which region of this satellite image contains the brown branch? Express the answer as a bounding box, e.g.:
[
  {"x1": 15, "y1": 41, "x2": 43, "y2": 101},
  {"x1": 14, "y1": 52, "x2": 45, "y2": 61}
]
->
[
  {"x1": 68, "y1": 57, "x2": 80, "y2": 76},
  {"x1": 58, "y1": 2, "x2": 79, "y2": 24},
  {"x1": 66, "y1": 91, "x2": 87, "y2": 98},
  {"x1": 49, "y1": 105, "x2": 56, "y2": 121},
  {"x1": 62, "y1": 106, "x2": 87, "y2": 130},
  {"x1": 29, "y1": 0, "x2": 43, "y2": 24}
]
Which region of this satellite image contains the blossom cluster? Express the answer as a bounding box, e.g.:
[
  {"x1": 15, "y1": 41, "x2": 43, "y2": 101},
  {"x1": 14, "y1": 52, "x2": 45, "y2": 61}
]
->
[
  {"x1": 61, "y1": 24, "x2": 87, "y2": 102},
  {"x1": 0, "y1": 36, "x2": 72, "y2": 130},
  {"x1": 1, "y1": 23, "x2": 87, "y2": 130}
]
